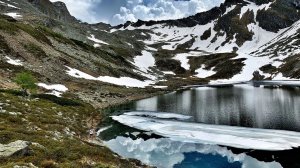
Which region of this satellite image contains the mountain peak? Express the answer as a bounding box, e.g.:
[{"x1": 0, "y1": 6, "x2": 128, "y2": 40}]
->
[
  {"x1": 52, "y1": 1, "x2": 67, "y2": 7},
  {"x1": 27, "y1": 0, "x2": 77, "y2": 23}
]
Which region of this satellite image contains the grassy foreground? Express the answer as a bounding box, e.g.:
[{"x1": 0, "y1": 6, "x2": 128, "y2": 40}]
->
[{"x1": 0, "y1": 90, "x2": 148, "y2": 168}]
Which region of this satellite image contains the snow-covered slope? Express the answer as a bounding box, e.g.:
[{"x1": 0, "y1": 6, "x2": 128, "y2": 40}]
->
[{"x1": 112, "y1": 0, "x2": 300, "y2": 82}]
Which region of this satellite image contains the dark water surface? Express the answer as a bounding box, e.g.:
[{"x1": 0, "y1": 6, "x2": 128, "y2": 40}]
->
[
  {"x1": 99, "y1": 85, "x2": 300, "y2": 168},
  {"x1": 130, "y1": 85, "x2": 300, "y2": 131}
]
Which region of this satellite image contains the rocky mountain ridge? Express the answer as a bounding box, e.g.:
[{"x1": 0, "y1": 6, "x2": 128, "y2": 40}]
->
[{"x1": 114, "y1": 0, "x2": 300, "y2": 81}]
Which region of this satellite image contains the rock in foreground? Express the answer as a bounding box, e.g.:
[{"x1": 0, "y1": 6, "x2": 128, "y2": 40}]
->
[{"x1": 0, "y1": 140, "x2": 31, "y2": 157}]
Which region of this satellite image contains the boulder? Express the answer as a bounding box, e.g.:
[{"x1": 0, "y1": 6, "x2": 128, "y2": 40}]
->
[
  {"x1": 0, "y1": 140, "x2": 31, "y2": 157},
  {"x1": 252, "y1": 71, "x2": 265, "y2": 81}
]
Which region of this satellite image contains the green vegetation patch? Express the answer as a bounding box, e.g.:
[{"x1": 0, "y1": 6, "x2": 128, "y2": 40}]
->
[
  {"x1": 0, "y1": 17, "x2": 51, "y2": 45},
  {"x1": 0, "y1": 34, "x2": 12, "y2": 53},
  {"x1": 23, "y1": 43, "x2": 47, "y2": 58},
  {"x1": 0, "y1": 90, "x2": 140, "y2": 167},
  {"x1": 32, "y1": 94, "x2": 82, "y2": 106},
  {"x1": 17, "y1": 24, "x2": 51, "y2": 45},
  {"x1": 0, "y1": 17, "x2": 18, "y2": 34}
]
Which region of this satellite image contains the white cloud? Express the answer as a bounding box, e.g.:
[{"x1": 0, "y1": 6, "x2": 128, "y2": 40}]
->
[
  {"x1": 50, "y1": 0, "x2": 104, "y2": 23},
  {"x1": 111, "y1": 0, "x2": 225, "y2": 25},
  {"x1": 51, "y1": 0, "x2": 225, "y2": 25}
]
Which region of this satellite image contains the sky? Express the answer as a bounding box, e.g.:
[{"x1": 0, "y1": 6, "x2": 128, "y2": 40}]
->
[{"x1": 50, "y1": 0, "x2": 225, "y2": 25}]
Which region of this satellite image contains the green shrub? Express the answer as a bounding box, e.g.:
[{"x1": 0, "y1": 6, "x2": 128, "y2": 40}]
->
[
  {"x1": 0, "y1": 18, "x2": 18, "y2": 34},
  {"x1": 38, "y1": 26, "x2": 73, "y2": 45},
  {"x1": 71, "y1": 39, "x2": 94, "y2": 51},
  {"x1": 0, "y1": 89, "x2": 24, "y2": 96},
  {"x1": 32, "y1": 94, "x2": 81, "y2": 106},
  {"x1": 17, "y1": 24, "x2": 51, "y2": 45},
  {"x1": 14, "y1": 72, "x2": 37, "y2": 96},
  {"x1": 23, "y1": 43, "x2": 47, "y2": 58}
]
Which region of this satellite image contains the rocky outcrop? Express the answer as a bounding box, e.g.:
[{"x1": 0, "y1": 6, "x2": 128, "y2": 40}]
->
[
  {"x1": 252, "y1": 71, "x2": 265, "y2": 81},
  {"x1": 0, "y1": 140, "x2": 31, "y2": 157},
  {"x1": 27, "y1": 0, "x2": 77, "y2": 23},
  {"x1": 257, "y1": 0, "x2": 300, "y2": 32}
]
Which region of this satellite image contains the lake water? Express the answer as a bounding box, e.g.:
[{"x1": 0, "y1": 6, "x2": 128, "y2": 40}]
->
[{"x1": 98, "y1": 84, "x2": 300, "y2": 168}]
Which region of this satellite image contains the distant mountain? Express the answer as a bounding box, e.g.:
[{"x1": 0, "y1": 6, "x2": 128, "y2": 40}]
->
[{"x1": 115, "y1": 0, "x2": 300, "y2": 80}]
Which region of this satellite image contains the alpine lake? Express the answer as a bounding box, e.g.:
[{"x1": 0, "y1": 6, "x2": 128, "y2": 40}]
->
[{"x1": 97, "y1": 81, "x2": 300, "y2": 168}]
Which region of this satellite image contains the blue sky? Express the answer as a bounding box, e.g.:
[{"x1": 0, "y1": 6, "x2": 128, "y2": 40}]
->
[{"x1": 51, "y1": 0, "x2": 225, "y2": 25}]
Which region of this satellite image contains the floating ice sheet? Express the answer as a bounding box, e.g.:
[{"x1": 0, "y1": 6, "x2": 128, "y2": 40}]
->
[{"x1": 112, "y1": 113, "x2": 300, "y2": 151}]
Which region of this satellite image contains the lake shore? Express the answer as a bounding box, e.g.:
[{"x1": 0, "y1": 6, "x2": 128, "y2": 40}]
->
[{"x1": 0, "y1": 87, "x2": 168, "y2": 168}]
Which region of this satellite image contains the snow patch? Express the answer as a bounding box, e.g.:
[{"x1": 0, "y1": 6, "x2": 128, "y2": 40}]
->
[
  {"x1": 223, "y1": 5, "x2": 237, "y2": 16},
  {"x1": 37, "y1": 83, "x2": 68, "y2": 97},
  {"x1": 0, "y1": 1, "x2": 19, "y2": 9},
  {"x1": 66, "y1": 66, "x2": 95, "y2": 80},
  {"x1": 37, "y1": 83, "x2": 68, "y2": 92},
  {"x1": 93, "y1": 43, "x2": 101, "y2": 48},
  {"x1": 66, "y1": 66, "x2": 154, "y2": 88},
  {"x1": 87, "y1": 34, "x2": 109, "y2": 45},
  {"x1": 162, "y1": 71, "x2": 175, "y2": 75},
  {"x1": 133, "y1": 50, "x2": 155, "y2": 72},
  {"x1": 5, "y1": 56, "x2": 22, "y2": 66},
  {"x1": 152, "y1": 86, "x2": 168, "y2": 89},
  {"x1": 174, "y1": 51, "x2": 207, "y2": 70},
  {"x1": 240, "y1": 1, "x2": 274, "y2": 20},
  {"x1": 4, "y1": 12, "x2": 22, "y2": 19},
  {"x1": 195, "y1": 65, "x2": 215, "y2": 78},
  {"x1": 98, "y1": 76, "x2": 154, "y2": 88}
]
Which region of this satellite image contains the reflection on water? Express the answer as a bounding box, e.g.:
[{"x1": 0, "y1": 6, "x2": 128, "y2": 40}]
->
[
  {"x1": 101, "y1": 85, "x2": 300, "y2": 168},
  {"x1": 131, "y1": 85, "x2": 300, "y2": 131},
  {"x1": 105, "y1": 137, "x2": 282, "y2": 168}
]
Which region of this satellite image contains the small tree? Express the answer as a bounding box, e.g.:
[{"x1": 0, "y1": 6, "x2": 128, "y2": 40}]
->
[{"x1": 14, "y1": 72, "x2": 37, "y2": 96}]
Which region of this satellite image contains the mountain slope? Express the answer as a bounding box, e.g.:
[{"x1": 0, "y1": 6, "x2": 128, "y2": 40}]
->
[
  {"x1": 0, "y1": 0, "x2": 172, "y2": 111},
  {"x1": 114, "y1": 0, "x2": 300, "y2": 82},
  {"x1": 0, "y1": 0, "x2": 299, "y2": 97}
]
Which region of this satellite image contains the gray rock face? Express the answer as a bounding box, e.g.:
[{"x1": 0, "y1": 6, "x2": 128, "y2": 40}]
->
[
  {"x1": 27, "y1": 0, "x2": 77, "y2": 23},
  {"x1": 0, "y1": 140, "x2": 31, "y2": 157}
]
